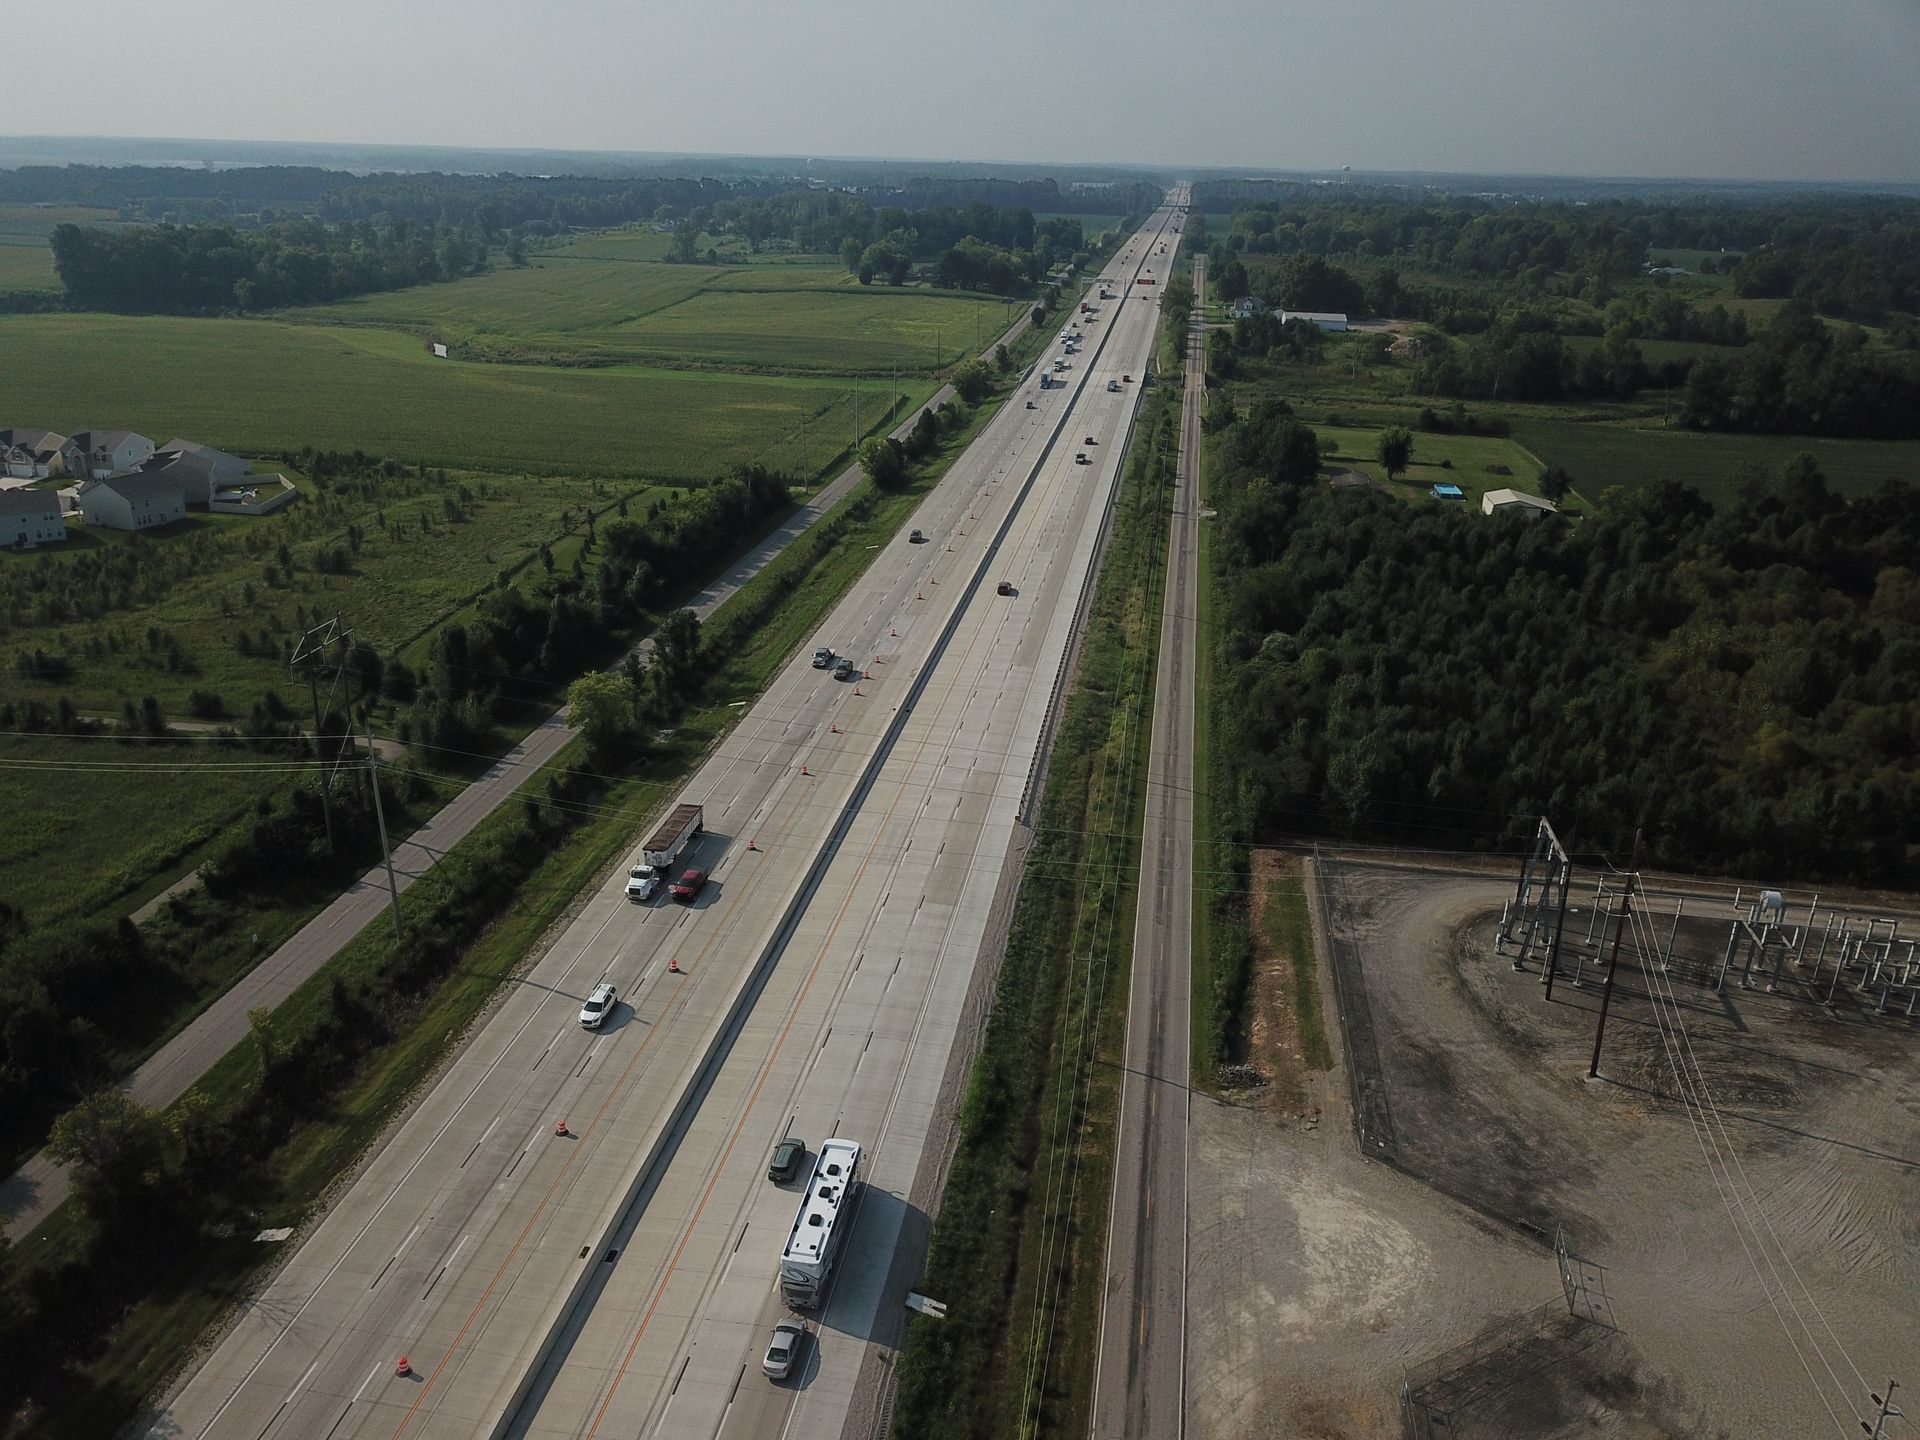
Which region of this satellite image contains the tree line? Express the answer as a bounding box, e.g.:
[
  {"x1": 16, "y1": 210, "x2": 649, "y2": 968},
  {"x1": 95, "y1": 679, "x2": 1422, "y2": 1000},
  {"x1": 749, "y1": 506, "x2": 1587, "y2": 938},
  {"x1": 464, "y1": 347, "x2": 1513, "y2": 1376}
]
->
[{"x1": 49, "y1": 215, "x2": 489, "y2": 312}]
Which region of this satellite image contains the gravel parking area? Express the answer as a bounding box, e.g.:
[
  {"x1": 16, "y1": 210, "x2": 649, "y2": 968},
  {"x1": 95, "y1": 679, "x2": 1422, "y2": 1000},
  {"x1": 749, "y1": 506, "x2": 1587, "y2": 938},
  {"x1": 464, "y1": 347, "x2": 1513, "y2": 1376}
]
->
[{"x1": 1187, "y1": 855, "x2": 1919, "y2": 1439}]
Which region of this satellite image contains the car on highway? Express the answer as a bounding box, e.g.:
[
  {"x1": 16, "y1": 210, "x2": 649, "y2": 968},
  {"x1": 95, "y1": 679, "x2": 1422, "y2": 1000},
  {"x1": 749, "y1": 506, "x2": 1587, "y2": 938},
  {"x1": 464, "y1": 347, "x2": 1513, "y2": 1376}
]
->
[
  {"x1": 1025, "y1": 400, "x2": 1036, "y2": 409},
  {"x1": 762, "y1": 1320, "x2": 805, "y2": 1380},
  {"x1": 1075, "y1": 453, "x2": 1090, "y2": 465},
  {"x1": 1107, "y1": 380, "x2": 1122, "y2": 392},
  {"x1": 909, "y1": 528, "x2": 926, "y2": 542},
  {"x1": 811, "y1": 647, "x2": 835, "y2": 668},
  {"x1": 670, "y1": 867, "x2": 708, "y2": 903},
  {"x1": 834, "y1": 658, "x2": 859, "y2": 681},
  {"x1": 579, "y1": 982, "x2": 617, "y2": 1029},
  {"x1": 625, "y1": 865, "x2": 660, "y2": 902},
  {"x1": 996, "y1": 580, "x2": 1015, "y2": 596},
  {"x1": 768, "y1": 1136, "x2": 806, "y2": 1183},
  {"x1": 1085, "y1": 436, "x2": 1097, "y2": 446}
]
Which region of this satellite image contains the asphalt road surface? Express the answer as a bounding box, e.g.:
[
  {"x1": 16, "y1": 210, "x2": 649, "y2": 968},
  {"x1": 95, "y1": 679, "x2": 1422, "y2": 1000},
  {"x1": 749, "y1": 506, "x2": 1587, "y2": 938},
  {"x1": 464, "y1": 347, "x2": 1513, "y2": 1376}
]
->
[
  {"x1": 1090, "y1": 220, "x2": 1200, "y2": 1440},
  {"x1": 0, "y1": 323, "x2": 1024, "y2": 1241},
  {"x1": 144, "y1": 199, "x2": 1184, "y2": 1440}
]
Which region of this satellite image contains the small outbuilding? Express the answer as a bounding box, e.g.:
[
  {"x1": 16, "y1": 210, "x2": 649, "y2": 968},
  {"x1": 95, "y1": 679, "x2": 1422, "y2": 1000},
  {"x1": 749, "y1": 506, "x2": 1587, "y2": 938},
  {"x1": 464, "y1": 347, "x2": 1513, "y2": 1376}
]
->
[
  {"x1": 0, "y1": 488, "x2": 68, "y2": 548},
  {"x1": 1481, "y1": 487, "x2": 1558, "y2": 517},
  {"x1": 1279, "y1": 310, "x2": 1349, "y2": 332}
]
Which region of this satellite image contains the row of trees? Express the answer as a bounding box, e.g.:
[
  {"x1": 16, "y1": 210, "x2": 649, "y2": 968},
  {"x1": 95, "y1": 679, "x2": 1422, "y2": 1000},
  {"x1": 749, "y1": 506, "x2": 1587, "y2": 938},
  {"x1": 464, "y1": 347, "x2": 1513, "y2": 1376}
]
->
[
  {"x1": 49, "y1": 216, "x2": 489, "y2": 312},
  {"x1": 1206, "y1": 398, "x2": 1920, "y2": 884}
]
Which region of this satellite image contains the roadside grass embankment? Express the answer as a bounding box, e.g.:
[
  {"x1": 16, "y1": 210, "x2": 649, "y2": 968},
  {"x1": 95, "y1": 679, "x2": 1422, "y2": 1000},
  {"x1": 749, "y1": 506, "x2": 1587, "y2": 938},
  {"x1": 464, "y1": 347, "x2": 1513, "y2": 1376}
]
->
[
  {"x1": 893, "y1": 387, "x2": 1180, "y2": 1440},
  {"x1": 3, "y1": 323, "x2": 1049, "y2": 1440}
]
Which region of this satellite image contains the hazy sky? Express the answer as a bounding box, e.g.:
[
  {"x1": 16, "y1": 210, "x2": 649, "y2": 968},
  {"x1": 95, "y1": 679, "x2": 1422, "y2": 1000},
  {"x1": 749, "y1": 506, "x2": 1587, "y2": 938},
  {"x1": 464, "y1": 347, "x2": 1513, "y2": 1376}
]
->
[{"x1": 13, "y1": 0, "x2": 1919, "y2": 181}]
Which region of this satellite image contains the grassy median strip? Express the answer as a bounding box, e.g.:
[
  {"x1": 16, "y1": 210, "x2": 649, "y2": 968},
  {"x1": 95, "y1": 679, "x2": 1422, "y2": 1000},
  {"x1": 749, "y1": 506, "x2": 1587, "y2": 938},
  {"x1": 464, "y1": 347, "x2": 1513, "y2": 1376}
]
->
[
  {"x1": 7, "y1": 339, "x2": 1051, "y2": 1440},
  {"x1": 893, "y1": 385, "x2": 1180, "y2": 1440}
]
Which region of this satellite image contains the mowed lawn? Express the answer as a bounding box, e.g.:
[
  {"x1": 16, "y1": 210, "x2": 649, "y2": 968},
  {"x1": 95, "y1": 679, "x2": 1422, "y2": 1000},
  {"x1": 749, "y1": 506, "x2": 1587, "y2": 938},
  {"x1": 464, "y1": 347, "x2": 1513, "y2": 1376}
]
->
[
  {"x1": 0, "y1": 312, "x2": 889, "y2": 477},
  {"x1": 297, "y1": 256, "x2": 1016, "y2": 373},
  {"x1": 1312, "y1": 422, "x2": 1592, "y2": 513},
  {"x1": 1511, "y1": 419, "x2": 1920, "y2": 504}
]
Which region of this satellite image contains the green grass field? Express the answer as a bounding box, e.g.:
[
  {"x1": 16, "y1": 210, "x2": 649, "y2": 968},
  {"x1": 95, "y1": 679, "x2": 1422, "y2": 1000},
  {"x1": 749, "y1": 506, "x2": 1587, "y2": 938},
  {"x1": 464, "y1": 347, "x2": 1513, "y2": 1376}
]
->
[
  {"x1": 1512, "y1": 418, "x2": 1920, "y2": 504},
  {"x1": 0, "y1": 734, "x2": 285, "y2": 927},
  {"x1": 0, "y1": 312, "x2": 915, "y2": 476},
  {"x1": 296, "y1": 256, "x2": 1015, "y2": 373},
  {"x1": 0, "y1": 243, "x2": 56, "y2": 291}
]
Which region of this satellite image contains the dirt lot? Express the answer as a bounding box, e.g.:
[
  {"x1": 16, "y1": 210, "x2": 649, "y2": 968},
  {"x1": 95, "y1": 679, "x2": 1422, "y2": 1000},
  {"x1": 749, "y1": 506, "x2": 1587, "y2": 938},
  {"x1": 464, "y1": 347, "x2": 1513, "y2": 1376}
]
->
[{"x1": 1188, "y1": 856, "x2": 1919, "y2": 1439}]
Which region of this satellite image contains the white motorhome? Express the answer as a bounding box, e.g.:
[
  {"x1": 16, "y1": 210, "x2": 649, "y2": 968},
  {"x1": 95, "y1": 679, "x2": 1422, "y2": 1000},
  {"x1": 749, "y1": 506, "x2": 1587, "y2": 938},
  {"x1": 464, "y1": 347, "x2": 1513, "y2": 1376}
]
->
[{"x1": 778, "y1": 1138, "x2": 862, "y2": 1308}]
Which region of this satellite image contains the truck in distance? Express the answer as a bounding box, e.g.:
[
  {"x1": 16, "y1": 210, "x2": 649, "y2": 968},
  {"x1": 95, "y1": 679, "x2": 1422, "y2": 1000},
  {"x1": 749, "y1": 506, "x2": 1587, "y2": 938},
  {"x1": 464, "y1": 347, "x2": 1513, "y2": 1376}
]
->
[
  {"x1": 779, "y1": 1137, "x2": 862, "y2": 1309},
  {"x1": 627, "y1": 802, "x2": 703, "y2": 902}
]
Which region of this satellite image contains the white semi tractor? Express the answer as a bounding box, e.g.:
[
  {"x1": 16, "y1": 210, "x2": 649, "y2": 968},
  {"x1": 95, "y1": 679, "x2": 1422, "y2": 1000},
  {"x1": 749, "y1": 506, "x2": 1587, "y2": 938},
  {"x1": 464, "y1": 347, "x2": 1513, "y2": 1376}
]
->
[{"x1": 778, "y1": 1137, "x2": 862, "y2": 1309}]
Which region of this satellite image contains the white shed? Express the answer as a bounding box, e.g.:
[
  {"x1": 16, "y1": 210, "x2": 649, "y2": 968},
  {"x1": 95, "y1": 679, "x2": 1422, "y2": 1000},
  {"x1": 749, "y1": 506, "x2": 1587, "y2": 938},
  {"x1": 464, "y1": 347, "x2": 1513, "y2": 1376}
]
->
[
  {"x1": 1481, "y1": 487, "x2": 1558, "y2": 517},
  {"x1": 1279, "y1": 310, "x2": 1349, "y2": 331}
]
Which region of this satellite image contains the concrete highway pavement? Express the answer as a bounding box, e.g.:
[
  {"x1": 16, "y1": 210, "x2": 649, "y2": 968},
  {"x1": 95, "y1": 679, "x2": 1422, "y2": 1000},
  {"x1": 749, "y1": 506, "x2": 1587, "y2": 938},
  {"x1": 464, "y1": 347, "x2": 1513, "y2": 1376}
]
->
[
  {"x1": 1091, "y1": 231, "x2": 1201, "y2": 1440},
  {"x1": 144, "y1": 203, "x2": 1182, "y2": 1440},
  {"x1": 0, "y1": 314, "x2": 1031, "y2": 1242}
]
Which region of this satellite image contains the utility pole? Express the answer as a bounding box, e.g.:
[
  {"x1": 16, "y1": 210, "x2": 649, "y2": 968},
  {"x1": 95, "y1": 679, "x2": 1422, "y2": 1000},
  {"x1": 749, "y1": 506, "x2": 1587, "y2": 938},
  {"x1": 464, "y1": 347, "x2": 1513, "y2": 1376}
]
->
[
  {"x1": 365, "y1": 715, "x2": 403, "y2": 939},
  {"x1": 1588, "y1": 829, "x2": 1642, "y2": 1080},
  {"x1": 1864, "y1": 1379, "x2": 1904, "y2": 1439}
]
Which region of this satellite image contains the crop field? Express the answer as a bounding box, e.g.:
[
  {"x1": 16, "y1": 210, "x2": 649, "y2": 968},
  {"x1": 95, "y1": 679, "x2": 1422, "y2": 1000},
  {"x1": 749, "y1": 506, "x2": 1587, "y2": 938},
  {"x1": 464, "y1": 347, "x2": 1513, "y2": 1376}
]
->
[
  {"x1": 0, "y1": 312, "x2": 913, "y2": 477},
  {"x1": 0, "y1": 243, "x2": 56, "y2": 291},
  {"x1": 297, "y1": 255, "x2": 1014, "y2": 372},
  {"x1": 538, "y1": 227, "x2": 676, "y2": 262},
  {"x1": 1511, "y1": 417, "x2": 1920, "y2": 503},
  {"x1": 0, "y1": 204, "x2": 122, "y2": 291}
]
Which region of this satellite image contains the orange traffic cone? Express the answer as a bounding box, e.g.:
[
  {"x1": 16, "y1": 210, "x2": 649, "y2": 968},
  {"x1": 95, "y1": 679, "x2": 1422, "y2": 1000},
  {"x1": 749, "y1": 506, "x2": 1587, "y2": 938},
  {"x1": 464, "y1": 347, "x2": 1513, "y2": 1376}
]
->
[
  {"x1": 830, "y1": 722, "x2": 839, "y2": 733},
  {"x1": 800, "y1": 763, "x2": 809, "y2": 775},
  {"x1": 554, "y1": 1120, "x2": 568, "y2": 1137},
  {"x1": 853, "y1": 687, "x2": 863, "y2": 697},
  {"x1": 396, "y1": 1356, "x2": 412, "y2": 1377},
  {"x1": 747, "y1": 836, "x2": 758, "y2": 851},
  {"x1": 890, "y1": 627, "x2": 898, "y2": 637},
  {"x1": 668, "y1": 956, "x2": 681, "y2": 974}
]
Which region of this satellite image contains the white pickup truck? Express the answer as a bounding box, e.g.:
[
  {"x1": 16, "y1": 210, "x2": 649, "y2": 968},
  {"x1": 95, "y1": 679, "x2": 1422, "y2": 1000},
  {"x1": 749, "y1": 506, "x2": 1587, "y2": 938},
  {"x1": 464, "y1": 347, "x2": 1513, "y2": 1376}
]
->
[{"x1": 627, "y1": 802, "x2": 704, "y2": 901}]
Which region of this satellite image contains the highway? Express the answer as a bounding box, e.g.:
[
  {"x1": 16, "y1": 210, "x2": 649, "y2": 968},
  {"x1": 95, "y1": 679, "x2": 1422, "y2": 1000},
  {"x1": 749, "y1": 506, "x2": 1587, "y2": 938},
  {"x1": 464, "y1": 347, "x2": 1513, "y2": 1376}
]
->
[
  {"x1": 146, "y1": 197, "x2": 1184, "y2": 1440},
  {"x1": 1090, "y1": 236, "x2": 1201, "y2": 1440}
]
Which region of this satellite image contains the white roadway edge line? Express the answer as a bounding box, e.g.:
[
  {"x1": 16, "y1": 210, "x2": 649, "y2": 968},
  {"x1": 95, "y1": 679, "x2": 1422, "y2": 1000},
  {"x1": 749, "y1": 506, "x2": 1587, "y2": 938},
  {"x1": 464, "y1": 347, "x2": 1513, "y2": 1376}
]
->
[{"x1": 189, "y1": 900, "x2": 613, "y2": 1438}]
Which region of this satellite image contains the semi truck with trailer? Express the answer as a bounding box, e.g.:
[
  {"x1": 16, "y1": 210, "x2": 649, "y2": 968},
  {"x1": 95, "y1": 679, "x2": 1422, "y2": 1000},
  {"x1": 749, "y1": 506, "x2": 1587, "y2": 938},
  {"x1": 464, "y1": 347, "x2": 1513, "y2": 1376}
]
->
[{"x1": 626, "y1": 802, "x2": 703, "y2": 901}]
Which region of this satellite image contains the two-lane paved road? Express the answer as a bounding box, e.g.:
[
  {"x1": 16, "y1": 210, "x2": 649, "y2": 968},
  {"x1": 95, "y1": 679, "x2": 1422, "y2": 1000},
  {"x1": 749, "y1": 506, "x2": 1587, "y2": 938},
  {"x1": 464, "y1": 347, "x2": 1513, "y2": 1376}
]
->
[{"x1": 1091, "y1": 229, "x2": 1202, "y2": 1440}]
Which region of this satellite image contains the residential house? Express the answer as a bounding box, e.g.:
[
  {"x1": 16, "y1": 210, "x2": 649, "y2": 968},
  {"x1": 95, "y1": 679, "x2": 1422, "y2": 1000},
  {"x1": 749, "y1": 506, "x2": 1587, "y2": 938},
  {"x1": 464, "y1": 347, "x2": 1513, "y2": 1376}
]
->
[
  {"x1": 62, "y1": 429, "x2": 155, "y2": 481},
  {"x1": 1481, "y1": 487, "x2": 1558, "y2": 518},
  {"x1": 77, "y1": 472, "x2": 186, "y2": 531},
  {"x1": 0, "y1": 428, "x2": 67, "y2": 479},
  {"x1": 1278, "y1": 310, "x2": 1349, "y2": 332},
  {"x1": 0, "y1": 488, "x2": 68, "y2": 548},
  {"x1": 1229, "y1": 296, "x2": 1263, "y2": 321}
]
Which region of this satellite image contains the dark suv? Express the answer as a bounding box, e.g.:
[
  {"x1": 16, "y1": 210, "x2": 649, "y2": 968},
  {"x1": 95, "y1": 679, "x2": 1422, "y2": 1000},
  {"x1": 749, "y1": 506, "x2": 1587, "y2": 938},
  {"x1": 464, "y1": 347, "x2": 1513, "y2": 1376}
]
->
[{"x1": 768, "y1": 1136, "x2": 806, "y2": 1183}]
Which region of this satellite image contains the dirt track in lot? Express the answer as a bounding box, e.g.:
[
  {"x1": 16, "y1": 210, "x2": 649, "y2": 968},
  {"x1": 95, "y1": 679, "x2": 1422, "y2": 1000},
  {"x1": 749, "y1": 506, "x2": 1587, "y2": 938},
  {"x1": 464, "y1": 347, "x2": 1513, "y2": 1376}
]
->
[{"x1": 1187, "y1": 856, "x2": 1919, "y2": 1440}]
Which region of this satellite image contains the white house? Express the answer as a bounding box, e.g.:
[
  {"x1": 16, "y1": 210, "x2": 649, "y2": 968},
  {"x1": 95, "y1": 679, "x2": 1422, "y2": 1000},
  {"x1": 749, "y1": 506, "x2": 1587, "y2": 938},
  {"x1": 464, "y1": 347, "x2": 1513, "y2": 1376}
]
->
[
  {"x1": 0, "y1": 428, "x2": 67, "y2": 479},
  {"x1": 77, "y1": 472, "x2": 186, "y2": 531},
  {"x1": 63, "y1": 429, "x2": 155, "y2": 481},
  {"x1": 1230, "y1": 296, "x2": 1263, "y2": 321},
  {"x1": 1481, "y1": 487, "x2": 1558, "y2": 517},
  {"x1": 1279, "y1": 310, "x2": 1349, "y2": 332},
  {"x1": 0, "y1": 488, "x2": 68, "y2": 548}
]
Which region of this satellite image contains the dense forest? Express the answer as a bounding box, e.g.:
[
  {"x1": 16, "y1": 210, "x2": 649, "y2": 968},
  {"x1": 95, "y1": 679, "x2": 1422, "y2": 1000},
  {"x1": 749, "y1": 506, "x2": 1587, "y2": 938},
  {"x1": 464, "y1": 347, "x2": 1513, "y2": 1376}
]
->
[{"x1": 1207, "y1": 402, "x2": 1920, "y2": 884}]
